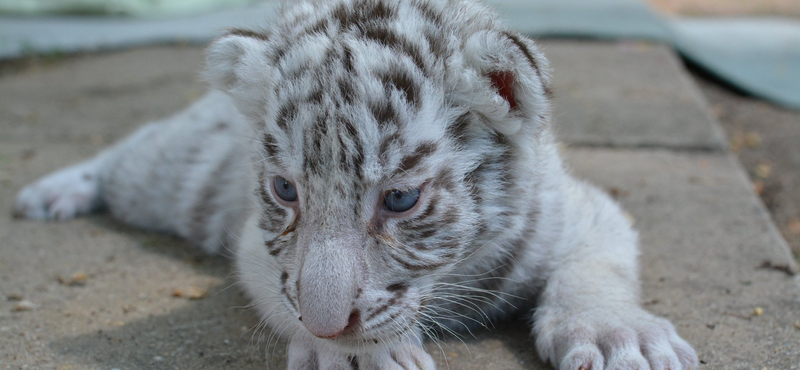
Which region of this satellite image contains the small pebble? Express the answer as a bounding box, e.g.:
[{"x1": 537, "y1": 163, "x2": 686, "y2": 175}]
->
[
  {"x1": 12, "y1": 300, "x2": 39, "y2": 312},
  {"x1": 753, "y1": 307, "x2": 764, "y2": 316},
  {"x1": 172, "y1": 287, "x2": 207, "y2": 300},
  {"x1": 57, "y1": 271, "x2": 88, "y2": 286},
  {"x1": 153, "y1": 356, "x2": 164, "y2": 362}
]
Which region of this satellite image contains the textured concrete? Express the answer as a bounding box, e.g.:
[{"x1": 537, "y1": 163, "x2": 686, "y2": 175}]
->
[
  {"x1": 0, "y1": 46, "x2": 207, "y2": 145},
  {"x1": 1, "y1": 43, "x2": 797, "y2": 369},
  {"x1": 543, "y1": 41, "x2": 727, "y2": 150}
]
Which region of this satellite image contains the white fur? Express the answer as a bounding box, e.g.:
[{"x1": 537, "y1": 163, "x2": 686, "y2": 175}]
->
[{"x1": 14, "y1": 0, "x2": 698, "y2": 369}]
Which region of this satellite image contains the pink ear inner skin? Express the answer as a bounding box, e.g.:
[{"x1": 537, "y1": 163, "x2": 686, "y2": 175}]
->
[{"x1": 488, "y1": 71, "x2": 517, "y2": 110}]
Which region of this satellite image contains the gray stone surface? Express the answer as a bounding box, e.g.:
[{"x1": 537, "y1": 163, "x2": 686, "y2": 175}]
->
[
  {"x1": 0, "y1": 46, "x2": 207, "y2": 145},
  {"x1": 1, "y1": 43, "x2": 797, "y2": 369},
  {"x1": 0, "y1": 43, "x2": 728, "y2": 151},
  {"x1": 544, "y1": 41, "x2": 727, "y2": 150}
]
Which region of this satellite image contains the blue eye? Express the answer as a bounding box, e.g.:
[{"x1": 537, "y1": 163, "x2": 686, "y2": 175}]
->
[
  {"x1": 274, "y1": 177, "x2": 297, "y2": 202},
  {"x1": 383, "y1": 188, "x2": 420, "y2": 213}
]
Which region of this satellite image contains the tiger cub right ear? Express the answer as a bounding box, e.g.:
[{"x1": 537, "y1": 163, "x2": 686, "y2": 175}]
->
[
  {"x1": 205, "y1": 29, "x2": 273, "y2": 93},
  {"x1": 458, "y1": 30, "x2": 552, "y2": 136}
]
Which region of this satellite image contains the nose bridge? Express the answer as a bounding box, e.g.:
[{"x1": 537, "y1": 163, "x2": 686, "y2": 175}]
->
[{"x1": 297, "y1": 219, "x2": 361, "y2": 338}]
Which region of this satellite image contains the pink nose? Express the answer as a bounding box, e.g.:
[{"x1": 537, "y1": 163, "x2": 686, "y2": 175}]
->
[{"x1": 306, "y1": 310, "x2": 360, "y2": 339}]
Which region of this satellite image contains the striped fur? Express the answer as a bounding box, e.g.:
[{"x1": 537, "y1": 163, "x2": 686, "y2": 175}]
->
[{"x1": 15, "y1": 0, "x2": 698, "y2": 368}]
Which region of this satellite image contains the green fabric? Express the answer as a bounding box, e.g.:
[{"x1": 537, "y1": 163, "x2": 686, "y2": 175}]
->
[
  {"x1": 0, "y1": 0, "x2": 258, "y2": 17},
  {"x1": 672, "y1": 18, "x2": 800, "y2": 111},
  {"x1": 485, "y1": 0, "x2": 800, "y2": 109}
]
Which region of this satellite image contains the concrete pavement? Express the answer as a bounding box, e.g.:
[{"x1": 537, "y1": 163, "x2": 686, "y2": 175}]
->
[{"x1": 0, "y1": 42, "x2": 797, "y2": 369}]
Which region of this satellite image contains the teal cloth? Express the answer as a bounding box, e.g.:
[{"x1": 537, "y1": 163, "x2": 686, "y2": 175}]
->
[
  {"x1": 0, "y1": 0, "x2": 259, "y2": 17},
  {"x1": 485, "y1": 0, "x2": 800, "y2": 109},
  {"x1": 0, "y1": 0, "x2": 798, "y2": 109}
]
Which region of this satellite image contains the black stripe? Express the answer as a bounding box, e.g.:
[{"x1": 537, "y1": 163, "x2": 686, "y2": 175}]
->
[
  {"x1": 446, "y1": 112, "x2": 472, "y2": 145},
  {"x1": 263, "y1": 134, "x2": 279, "y2": 158},
  {"x1": 348, "y1": 355, "x2": 360, "y2": 370},
  {"x1": 503, "y1": 31, "x2": 553, "y2": 96},
  {"x1": 363, "y1": 27, "x2": 428, "y2": 75},
  {"x1": 226, "y1": 28, "x2": 270, "y2": 41},
  {"x1": 380, "y1": 69, "x2": 420, "y2": 107},
  {"x1": 397, "y1": 142, "x2": 436, "y2": 173}
]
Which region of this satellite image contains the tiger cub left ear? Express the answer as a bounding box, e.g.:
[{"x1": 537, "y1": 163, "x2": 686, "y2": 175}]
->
[{"x1": 461, "y1": 30, "x2": 552, "y2": 136}]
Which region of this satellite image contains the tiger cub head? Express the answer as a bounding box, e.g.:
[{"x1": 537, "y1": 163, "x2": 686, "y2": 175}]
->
[{"x1": 206, "y1": 0, "x2": 552, "y2": 344}]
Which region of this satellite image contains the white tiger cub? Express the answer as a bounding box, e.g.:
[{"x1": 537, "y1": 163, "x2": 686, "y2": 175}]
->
[{"x1": 14, "y1": 0, "x2": 699, "y2": 369}]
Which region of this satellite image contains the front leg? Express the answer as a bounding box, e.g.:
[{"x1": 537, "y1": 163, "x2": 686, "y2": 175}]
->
[
  {"x1": 286, "y1": 331, "x2": 435, "y2": 370},
  {"x1": 534, "y1": 274, "x2": 697, "y2": 370},
  {"x1": 533, "y1": 185, "x2": 698, "y2": 370}
]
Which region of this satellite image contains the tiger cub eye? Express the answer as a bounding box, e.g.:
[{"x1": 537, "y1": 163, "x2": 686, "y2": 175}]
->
[
  {"x1": 383, "y1": 189, "x2": 420, "y2": 213},
  {"x1": 274, "y1": 177, "x2": 298, "y2": 202}
]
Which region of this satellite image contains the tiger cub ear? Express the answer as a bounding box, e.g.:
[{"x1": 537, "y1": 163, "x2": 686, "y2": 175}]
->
[
  {"x1": 205, "y1": 29, "x2": 274, "y2": 93},
  {"x1": 460, "y1": 30, "x2": 552, "y2": 136}
]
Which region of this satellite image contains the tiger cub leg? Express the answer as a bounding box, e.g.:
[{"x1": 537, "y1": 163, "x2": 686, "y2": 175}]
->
[
  {"x1": 14, "y1": 91, "x2": 253, "y2": 253},
  {"x1": 533, "y1": 181, "x2": 698, "y2": 370}
]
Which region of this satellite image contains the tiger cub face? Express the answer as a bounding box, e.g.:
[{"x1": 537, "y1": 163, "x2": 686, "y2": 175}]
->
[{"x1": 206, "y1": 0, "x2": 552, "y2": 344}]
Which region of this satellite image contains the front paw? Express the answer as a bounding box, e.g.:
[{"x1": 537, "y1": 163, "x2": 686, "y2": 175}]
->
[
  {"x1": 535, "y1": 309, "x2": 698, "y2": 370},
  {"x1": 287, "y1": 336, "x2": 436, "y2": 370}
]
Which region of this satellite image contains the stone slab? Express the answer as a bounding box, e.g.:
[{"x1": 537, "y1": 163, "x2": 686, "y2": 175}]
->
[
  {"x1": 1, "y1": 42, "x2": 728, "y2": 152},
  {"x1": 0, "y1": 44, "x2": 795, "y2": 369},
  {"x1": 0, "y1": 45, "x2": 207, "y2": 145},
  {"x1": 2, "y1": 142, "x2": 796, "y2": 369},
  {"x1": 543, "y1": 41, "x2": 728, "y2": 150}
]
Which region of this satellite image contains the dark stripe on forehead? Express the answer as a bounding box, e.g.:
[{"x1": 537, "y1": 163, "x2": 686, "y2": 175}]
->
[
  {"x1": 397, "y1": 142, "x2": 437, "y2": 173},
  {"x1": 341, "y1": 116, "x2": 365, "y2": 178},
  {"x1": 378, "y1": 131, "x2": 402, "y2": 163},
  {"x1": 343, "y1": 45, "x2": 355, "y2": 72},
  {"x1": 363, "y1": 28, "x2": 428, "y2": 75},
  {"x1": 332, "y1": 0, "x2": 397, "y2": 31},
  {"x1": 308, "y1": 88, "x2": 324, "y2": 104},
  {"x1": 431, "y1": 168, "x2": 456, "y2": 192},
  {"x1": 338, "y1": 78, "x2": 356, "y2": 105},
  {"x1": 303, "y1": 134, "x2": 321, "y2": 176},
  {"x1": 370, "y1": 100, "x2": 399, "y2": 127},
  {"x1": 445, "y1": 112, "x2": 473, "y2": 147},
  {"x1": 275, "y1": 101, "x2": 299, "y2": 131},
  {"x1": 305, "y1": 17, "x2": 329, "y2": 35},
  {"x1": 379, "y1": 69, "x2": 421, "y2": 108},
  {"x1": 412, "y1": 0, "x2": 444, "y2": 26},
  {"x1": 263, "y1": 133, "x2": 279, "y2": 158},
  {"x1": 423, "y1": 29, "x2": 449, "y2": 61}
]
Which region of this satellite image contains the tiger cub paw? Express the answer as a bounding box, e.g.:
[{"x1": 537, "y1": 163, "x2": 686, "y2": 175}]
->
[
  {"x1": 14, "y1": 160, "x2": 103, "y2": 221},
  {"x1": 537, "y1": 308, "x2": 698, "y2": 370},
  {"x1": 287, "y1": 336, "x2": 436, "y2": 370}
]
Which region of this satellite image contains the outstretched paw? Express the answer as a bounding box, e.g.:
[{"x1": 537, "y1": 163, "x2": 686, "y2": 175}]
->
[
  {"x1": 287, "y1": 336, "x2": 436, "y2": 370},
  {"x1": 537, "y1": 309, "x2": 698, "y2": 370},
  {"x1": 14, "y1": 160, "x2": 103, "y2": 221}
]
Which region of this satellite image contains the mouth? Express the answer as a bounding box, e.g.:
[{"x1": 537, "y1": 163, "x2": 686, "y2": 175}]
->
[{"x1": 311, "y1": 309, "x2": 362, "y2": 340}]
